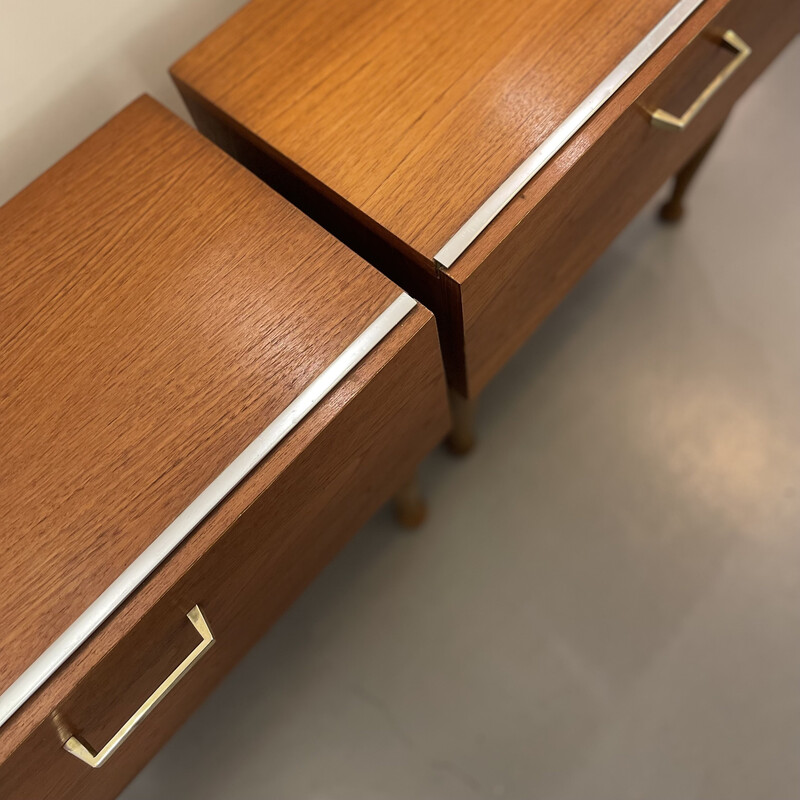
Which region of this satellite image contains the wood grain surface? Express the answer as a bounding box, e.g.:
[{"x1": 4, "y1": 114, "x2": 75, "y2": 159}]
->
[
  {"x1": 0, "y1": 306, "x2": 449, "y2": 800},
  {"x1": 172, "y1": 0, "x2": 797, "y2": 398},
  {"x1": 171, "y1": 0, "x2": 678, "y2": 260},
  {"x1": 449, "y1": 0, "x2": 799, "y2": 394},
  {"x1": 0, "y1": 96, "x2": 401, "y2": 701}
]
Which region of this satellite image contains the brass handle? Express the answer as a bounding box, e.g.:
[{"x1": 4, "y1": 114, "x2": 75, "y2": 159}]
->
[
  {"x1": 649, "y1": 30, "x2": 751, "y2": 131},
  {"x1": 63, "y1": 605, "x2": 214, "y2": 768}
]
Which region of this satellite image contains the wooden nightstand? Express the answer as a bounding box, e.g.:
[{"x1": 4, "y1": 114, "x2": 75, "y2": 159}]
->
[
  {"x1": 171, "y1": 0, "x2": 799, "y2": 451},
  {"x1": 0, "y1": 96, "x2": 449, "y2": 799}
]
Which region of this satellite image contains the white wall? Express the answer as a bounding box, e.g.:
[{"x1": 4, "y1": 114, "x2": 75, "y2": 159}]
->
[{"x1": 0, "y1": 0, "x2": 247, "y2": 206}]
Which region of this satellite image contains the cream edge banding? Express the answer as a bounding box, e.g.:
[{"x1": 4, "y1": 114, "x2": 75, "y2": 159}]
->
[
  {"x1": 434, "y1": 0, "x2": 707, "y2": 269},
  {"x1": 0, "y1": 291, "x2": 417, "y2": 731}
]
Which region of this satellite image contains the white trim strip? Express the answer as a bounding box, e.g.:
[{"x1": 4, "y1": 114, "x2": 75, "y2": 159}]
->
[
  {"x1": 0, "y1": 292, "x2": 417, "y2": 730},
  {"x1": 434, "y1": 0, "x2": 706, "y2": 268}
]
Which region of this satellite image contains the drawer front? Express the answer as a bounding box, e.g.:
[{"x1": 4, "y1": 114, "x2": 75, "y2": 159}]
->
[
  {"x1": 455, "y1": 0, "x2": 798, "y2": 396},
  {"x1": 0, "y1": 312, "x2": 448, "y2": 800}
]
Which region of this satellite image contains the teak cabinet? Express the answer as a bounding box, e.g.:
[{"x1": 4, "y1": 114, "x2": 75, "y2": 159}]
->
[
  {"x1": 0, "y1": 97, "x2": 449, "y2": 799},
  {"x1": 171, "y1": 0, "x2": 799, "y2": 445}
]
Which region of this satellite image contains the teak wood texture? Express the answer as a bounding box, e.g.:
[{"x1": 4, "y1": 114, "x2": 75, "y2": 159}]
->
[
  {"x1": 173, "y1": 0, "x2": 799, "y2": 397},
  {"x1": 0, "y1": 95, "x2": 400, "y2": 702},
  {"x1": 1, "y1": 304, "x2": 447, "y2": 800},
  {"x1": 0, "y1": 96, "x2": 450, "y2": 798},
  {"x1": 172, "y1": 0, "x2": 679, "y2": 260},
  {"x1": 450, "y1": 0, "x2": 798, "y2": 394}
]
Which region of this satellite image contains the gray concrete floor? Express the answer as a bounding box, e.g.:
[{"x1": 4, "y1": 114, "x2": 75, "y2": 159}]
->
[{"x1": 122, "y1": 41, "x2": 800, "y2": 800}]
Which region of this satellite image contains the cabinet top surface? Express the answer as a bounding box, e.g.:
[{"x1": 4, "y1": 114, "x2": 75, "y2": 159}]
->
[
  {"x1": 0, "y1": 96, "x2": 399, "y2": 699},
  {"x1": 173, "y1": 0, "x2": 681, "y2": 260}
]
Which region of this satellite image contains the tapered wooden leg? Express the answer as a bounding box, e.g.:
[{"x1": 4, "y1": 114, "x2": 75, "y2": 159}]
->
[
  {"x1": 393, "y1": 472, "x2": 427, "y2": 528},
  {"x1": 445, "y1": 388, "x2": 476, "y2": 456},
  {"x1": 659, "y1": 125, "x2": 726, "y2": 223}
]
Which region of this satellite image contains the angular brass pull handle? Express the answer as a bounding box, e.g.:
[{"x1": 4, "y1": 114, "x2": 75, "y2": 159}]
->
[
  {"x1": 649, "y1": 30, "x2": 751, "y2": 131},
  {"x1": 63, "y1": 605, "x2": 214, "y2": 768}
]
